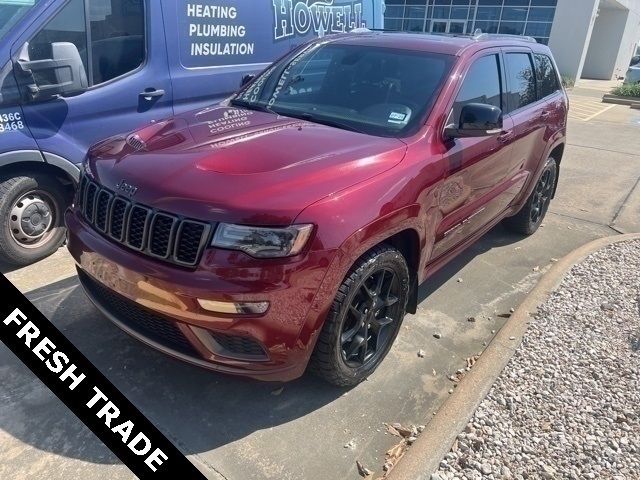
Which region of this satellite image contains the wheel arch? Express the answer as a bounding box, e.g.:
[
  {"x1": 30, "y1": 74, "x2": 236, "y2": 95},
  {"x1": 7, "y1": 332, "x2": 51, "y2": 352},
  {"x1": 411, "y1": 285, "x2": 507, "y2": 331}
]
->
[
  {"x1": 381, "y1": 229, "x2": 421, "y2": 314},
  {"x1": 0, "y1": 151, "x2": 79, "y2": 190},
  {"x1": 548, "y1": 142, "x2": 565, "y2": 198}
]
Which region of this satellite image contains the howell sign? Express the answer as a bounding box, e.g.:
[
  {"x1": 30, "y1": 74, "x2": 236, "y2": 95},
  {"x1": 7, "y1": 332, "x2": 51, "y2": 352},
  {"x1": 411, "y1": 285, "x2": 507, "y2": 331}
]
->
[{"x1": 272, "y1": 0, "x2": 366, "y2": 40}]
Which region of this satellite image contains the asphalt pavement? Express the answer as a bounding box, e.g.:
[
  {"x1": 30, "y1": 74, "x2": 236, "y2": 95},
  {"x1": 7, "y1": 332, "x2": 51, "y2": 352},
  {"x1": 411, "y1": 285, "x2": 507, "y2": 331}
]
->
[{"x1": 1, "y1": 91, "x2": 639, "y2": 480}]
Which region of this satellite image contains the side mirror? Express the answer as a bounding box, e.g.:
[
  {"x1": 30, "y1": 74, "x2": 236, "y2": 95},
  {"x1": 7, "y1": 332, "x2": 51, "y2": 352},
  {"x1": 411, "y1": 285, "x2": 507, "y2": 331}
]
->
[
  {"x1": 630, "y1": 56, "x2": 640, "y2": 67},
  {"x1": 445, "y1": 103, "x2": 503, "y2": 139},
  {"x1": 240, "y1": 74, "x2": 255, "y2": 88},
  {"x1": 15, "y1": 42, "x2": 88, "y2": 102}
]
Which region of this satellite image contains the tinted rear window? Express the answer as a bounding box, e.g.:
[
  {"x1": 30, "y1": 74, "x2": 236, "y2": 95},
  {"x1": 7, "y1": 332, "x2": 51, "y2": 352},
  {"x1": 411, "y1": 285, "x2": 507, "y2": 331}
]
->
[
  {"x1": 534, "y1": 53, "x2": 560, "y2": 99},
  {"x1": 505, "y1": 52, "x2": 537, "y2": 112}
]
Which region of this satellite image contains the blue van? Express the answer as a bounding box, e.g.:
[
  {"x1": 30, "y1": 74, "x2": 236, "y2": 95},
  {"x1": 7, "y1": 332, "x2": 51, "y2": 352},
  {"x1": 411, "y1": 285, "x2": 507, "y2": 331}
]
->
[{"x1": 0, "y1": 0, "x2": 384, "y2": 266}]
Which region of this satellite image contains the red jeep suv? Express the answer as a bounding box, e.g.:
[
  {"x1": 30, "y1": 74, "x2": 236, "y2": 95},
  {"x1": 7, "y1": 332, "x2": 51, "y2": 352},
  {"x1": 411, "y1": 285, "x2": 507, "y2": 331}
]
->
[{"x1": 66, "y1": 32, "x2": 567, "y2": 386}]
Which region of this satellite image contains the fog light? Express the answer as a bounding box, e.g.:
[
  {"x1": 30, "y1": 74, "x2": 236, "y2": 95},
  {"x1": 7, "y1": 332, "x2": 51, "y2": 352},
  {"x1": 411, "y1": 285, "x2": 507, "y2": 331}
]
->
[{"x1": 197, "y1": 299, "x2": 269, "y2": 315}]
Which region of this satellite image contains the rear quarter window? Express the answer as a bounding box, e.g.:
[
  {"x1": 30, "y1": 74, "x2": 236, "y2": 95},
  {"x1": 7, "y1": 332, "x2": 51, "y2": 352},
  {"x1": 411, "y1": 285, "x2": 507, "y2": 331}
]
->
[
  {"x1": 534, "y1": 53, "x2": 560, "y2": 99},
  {"x1": 504, "y1": 52, "x2": 537, "y2": 113}
]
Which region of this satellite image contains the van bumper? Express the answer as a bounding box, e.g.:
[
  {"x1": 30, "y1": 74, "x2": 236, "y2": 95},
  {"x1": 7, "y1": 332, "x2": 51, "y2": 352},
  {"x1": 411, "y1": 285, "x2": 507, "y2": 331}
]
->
[{"x1": 65, "y1": 208, "x2": 334, "y2": 382}]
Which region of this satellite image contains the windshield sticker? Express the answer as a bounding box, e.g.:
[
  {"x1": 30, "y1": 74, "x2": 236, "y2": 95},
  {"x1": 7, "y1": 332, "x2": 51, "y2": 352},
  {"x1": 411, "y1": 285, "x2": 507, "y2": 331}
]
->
[
  {"x1": 0, "y1": 111, "x2": 25, "y2": 134},
  {"x1": 388, "y1": 111, "x2": 410, "y2": 126}
]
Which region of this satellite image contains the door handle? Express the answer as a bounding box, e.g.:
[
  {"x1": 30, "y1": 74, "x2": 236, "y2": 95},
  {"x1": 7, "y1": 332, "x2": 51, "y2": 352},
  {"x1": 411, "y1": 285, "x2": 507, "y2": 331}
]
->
[
  {"x1": 497, "y1": 130, "x2": 513, "y2": 143},
  {"x1": 139, "y1": 89, "x2": 165, "y2": 100},
  {"x1": 540, "y1": 110, "x2": 551, "y2": 119}
]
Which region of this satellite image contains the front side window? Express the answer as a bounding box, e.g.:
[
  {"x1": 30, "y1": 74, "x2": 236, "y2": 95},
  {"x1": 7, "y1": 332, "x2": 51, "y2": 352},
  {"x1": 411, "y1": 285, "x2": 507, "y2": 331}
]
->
[
  {"x1": 88, "y1": 0, "x2": 145, "y2": 84},
  {"x1": 452, "y1": 54, "x2": 502, "y2": 125},
  {"x1": 27, "y1": 0, "x2": 144, "y2": 88},
  {"x1": 28, "y1": 0, "x2": 88, "y2": 88},
  {"x1": 233, "y1": 43, "x2": 454, "y2": 137},
  {"x1": 534, "y1": 54, "x2": 560, "y2": 99},
  {"x1": 505, "y1": 52, "x2": 537, "y2": 112}
]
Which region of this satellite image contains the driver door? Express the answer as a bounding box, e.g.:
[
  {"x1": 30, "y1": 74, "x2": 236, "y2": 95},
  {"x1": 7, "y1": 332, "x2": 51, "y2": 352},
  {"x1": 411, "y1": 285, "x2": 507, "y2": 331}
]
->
[{"x1": 12, "y1": 0, "x2": 173, "y2": 165}]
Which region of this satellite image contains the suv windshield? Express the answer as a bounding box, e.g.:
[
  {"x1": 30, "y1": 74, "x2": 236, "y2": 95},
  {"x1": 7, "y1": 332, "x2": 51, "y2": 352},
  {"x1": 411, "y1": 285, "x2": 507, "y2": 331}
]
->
[
  {"x1": 232, "y1": 41, "x2": 454, "y2": 137},
  {"x1": 0, "y1": 0, "x2": 41, "y2": 41}
]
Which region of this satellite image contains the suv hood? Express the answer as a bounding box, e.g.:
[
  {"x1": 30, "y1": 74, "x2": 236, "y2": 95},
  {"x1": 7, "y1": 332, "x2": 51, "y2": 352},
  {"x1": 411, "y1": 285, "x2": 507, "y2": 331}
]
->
[{"x1": 87, "y1": 105, "x2": 407, "y2": 224}]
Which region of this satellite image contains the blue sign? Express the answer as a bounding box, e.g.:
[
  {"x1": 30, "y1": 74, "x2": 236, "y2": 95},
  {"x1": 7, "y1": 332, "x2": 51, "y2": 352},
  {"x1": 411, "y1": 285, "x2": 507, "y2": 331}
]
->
[{"x1": 179, "y1": 0, "x2": 373, "y2": 69}]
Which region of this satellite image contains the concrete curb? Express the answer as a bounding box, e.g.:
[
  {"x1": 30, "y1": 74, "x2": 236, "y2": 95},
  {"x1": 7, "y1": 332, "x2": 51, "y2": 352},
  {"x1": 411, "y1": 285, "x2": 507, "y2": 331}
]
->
[
  {"x1": 387, "y1": 233, "x2": 640, "y2": 480},
  {"x1": 602, "y1": 94, "x2": 640, "y2": 106}
]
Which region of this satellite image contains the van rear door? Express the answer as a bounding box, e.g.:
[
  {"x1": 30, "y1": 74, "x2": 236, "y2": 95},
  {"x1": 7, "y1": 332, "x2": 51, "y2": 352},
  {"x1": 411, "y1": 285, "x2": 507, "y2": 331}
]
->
[
  {"x1": 13, "y1": 0, "x2": 173, "y2": 166},
  {"x1": 163, "y1": 0, "x2": 381, "y2": 115}
]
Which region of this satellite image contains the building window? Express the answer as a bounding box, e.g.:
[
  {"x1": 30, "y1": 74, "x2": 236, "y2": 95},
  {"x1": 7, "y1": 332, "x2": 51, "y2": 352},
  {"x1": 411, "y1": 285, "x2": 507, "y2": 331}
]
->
[{"x1": 383, "y1": 0, "x2": 556, "y2": 42}]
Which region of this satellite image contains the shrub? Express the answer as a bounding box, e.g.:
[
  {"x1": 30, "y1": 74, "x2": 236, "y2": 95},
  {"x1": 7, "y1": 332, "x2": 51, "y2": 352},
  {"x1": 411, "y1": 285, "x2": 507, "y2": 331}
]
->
[
  {"x1": 561, "y1": 76, "x2": 575, "y2": 88},
  {"x1": 612, "y1": 83, "x2": 640, "y2": 97}
]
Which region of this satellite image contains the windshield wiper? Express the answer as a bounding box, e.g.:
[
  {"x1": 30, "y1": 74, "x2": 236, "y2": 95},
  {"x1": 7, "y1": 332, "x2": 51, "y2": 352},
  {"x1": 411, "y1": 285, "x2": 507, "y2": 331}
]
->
[
  {"x1": 276, "y1": 109, "x2": 367, "y2": 135},
  {"x1": 229, "y1": 99, "x2": 273, "y2": 114}
]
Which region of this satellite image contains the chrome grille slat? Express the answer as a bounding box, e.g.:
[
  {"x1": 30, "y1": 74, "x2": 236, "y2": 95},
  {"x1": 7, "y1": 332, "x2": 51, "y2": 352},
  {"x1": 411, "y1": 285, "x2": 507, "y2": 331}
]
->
[{"x1": 76, "y1": 176, "x2": 211, "y2": 267}]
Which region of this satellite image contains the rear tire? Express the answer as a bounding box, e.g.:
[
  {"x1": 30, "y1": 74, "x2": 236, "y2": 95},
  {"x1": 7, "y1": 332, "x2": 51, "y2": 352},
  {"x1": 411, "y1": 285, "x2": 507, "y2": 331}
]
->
[
  {"x1": 0, "y1": 173, "x2": 69, "y2": 267},
  {"x1": 309, "y1": 245, "x2": 410, "y2": 387},
  {"x1": 503, "y1": 157, "x2": 557, "y2": 235}
]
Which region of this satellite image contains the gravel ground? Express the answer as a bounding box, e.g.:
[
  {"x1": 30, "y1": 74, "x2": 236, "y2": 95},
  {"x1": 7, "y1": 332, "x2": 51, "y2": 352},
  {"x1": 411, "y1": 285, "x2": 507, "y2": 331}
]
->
[{"x1": 433, "y1": 240, "x2": 640, "y2": 480}]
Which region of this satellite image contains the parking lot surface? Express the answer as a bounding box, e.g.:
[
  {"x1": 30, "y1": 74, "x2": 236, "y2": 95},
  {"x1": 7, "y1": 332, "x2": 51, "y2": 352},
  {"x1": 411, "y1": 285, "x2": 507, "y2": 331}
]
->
[{"x1": 2, "y1": 92, "x2": 639, "y2": 480}]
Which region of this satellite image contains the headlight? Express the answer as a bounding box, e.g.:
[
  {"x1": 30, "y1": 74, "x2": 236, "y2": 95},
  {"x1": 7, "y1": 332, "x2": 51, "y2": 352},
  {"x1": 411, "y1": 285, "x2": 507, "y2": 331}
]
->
[{"x1": 211, "y1": 223, "x2": 314, "y2": 258}]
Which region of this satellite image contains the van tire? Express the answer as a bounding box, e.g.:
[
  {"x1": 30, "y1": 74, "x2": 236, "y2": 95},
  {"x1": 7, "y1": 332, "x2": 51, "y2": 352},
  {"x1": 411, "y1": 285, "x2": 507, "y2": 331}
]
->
[
  {"x1": 0, "y1": 173, "x2": 69, "y2": 268},
  {"x1": 309, "y1": 245, "x2": 409, "y2": 387},
  {"x1": 503, "y1": 157, "x2": 557, "y2": 235}
]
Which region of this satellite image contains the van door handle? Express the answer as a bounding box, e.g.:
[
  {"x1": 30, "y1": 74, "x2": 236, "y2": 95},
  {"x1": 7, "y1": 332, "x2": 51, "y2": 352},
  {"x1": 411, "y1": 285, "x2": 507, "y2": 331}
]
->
[
  {"x1": 139, "y1": 89, "x2": 165, "y2": 100},
  {"x1": 497, "y1": 130, "x2": 513, "y2": 143}
]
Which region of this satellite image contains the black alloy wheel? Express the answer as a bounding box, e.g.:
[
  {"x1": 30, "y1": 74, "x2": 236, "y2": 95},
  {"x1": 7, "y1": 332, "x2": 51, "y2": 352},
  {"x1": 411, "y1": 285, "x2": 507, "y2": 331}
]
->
[
  {"x1": 503, "y1": 157, "x2": 557, "y2": 235},
  {"x1": 309, "y1": 245, "x2": 410, "y2": 387}
]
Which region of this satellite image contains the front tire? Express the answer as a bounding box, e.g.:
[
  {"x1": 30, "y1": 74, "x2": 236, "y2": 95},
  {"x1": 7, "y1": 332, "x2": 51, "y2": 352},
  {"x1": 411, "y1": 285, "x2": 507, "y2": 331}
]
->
[
  {"x1": 503, "y1": 157, "x2": 557, "y2": 235},
  {"x1": 0, "y1": 173, "x2": 69, "y2": 267},
  {"x1": 309, "y1": 245, "x2": 410, "y2": 387}
]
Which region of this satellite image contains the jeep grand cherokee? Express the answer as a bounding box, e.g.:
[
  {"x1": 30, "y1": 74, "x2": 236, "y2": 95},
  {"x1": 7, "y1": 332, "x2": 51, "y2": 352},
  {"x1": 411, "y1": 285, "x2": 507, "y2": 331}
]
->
[{"x1": 66, "y1": 32, "x2": 568, "y2": 386}]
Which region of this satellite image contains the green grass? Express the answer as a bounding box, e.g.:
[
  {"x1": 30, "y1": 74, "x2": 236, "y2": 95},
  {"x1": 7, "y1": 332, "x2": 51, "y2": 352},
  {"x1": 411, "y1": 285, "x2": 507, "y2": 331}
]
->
[
  {"x1": 612, "y1": 83, "x2": 640, "y2": 98},
  {"x1": 561, "y1": 76, "x2": 575, "y2": 88}
]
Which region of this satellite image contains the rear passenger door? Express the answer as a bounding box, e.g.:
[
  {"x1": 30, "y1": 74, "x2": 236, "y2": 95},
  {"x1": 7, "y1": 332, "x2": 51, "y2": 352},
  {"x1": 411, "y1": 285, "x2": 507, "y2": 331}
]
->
[
  {"x1": 15, "y1": 0, "x2": 173, "y2": 165},
  {"x1": 501, "y1": 49, "x2": 549, "y2": 189},
  {"x1": 432, "y1": 51, "x2": 516, "y2": 259}
]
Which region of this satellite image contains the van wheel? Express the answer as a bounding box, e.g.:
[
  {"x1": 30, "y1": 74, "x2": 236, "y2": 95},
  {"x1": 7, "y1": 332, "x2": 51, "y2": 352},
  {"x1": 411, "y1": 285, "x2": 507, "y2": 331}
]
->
[
  {"x1": 0, "y1": 173, "x2": 69, "y2": 267},
  {"x1": 309, "y1": 245, "x2": 409, "y2": 387},
  {"x1": 503, "y1": 157, "x2": 557, "y2": 235}
]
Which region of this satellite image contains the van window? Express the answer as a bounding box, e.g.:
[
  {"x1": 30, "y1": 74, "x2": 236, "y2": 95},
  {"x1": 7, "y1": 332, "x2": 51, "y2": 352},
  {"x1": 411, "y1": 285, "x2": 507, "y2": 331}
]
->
[
  {"x1": 28, "y1": 0, "x2": 145, "y2": 87},
  {"x1": 505, "y1": 53, "x2": 537, "y2": 112},
  {"x1": 0, "y1": 0, "x2": 43, "y2": 41},
  {"x1": 88, "y1": 0, "x2": 145, "y2": 84},
  {"x1": 534, "y1": 54, "x2": 560, "y2": 99},
  {"x1": 452, "y1": 54, "x2": 502, "y2": 125},
  {"x1": 28, "y1": 0, "x2": 88, "y2": 88}
]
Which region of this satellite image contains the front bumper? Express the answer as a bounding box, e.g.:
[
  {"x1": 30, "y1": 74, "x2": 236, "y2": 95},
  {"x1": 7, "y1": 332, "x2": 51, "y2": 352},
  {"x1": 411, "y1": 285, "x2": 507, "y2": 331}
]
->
[{"x1": 65, "y1": 208, "x2": 335, "y2": 382}]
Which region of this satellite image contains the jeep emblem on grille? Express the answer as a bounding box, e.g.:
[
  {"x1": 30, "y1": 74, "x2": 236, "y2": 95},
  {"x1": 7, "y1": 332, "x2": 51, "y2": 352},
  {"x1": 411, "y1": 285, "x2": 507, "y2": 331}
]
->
[{"x1": 115, "y1": 180, "x2": 139, "y2": 197}]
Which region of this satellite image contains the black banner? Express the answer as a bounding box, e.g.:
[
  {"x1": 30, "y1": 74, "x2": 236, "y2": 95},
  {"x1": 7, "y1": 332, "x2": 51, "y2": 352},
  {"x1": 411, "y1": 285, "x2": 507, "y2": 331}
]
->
[{"x1": 0, "y1": 274, "x2": 206, "y2": 479}]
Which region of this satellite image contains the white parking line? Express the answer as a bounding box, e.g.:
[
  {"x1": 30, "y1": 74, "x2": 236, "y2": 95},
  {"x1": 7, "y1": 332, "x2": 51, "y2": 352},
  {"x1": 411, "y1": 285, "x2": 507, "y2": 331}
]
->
[{"x1": 581, "y1": 104, "x2": 617, "y2": 122}]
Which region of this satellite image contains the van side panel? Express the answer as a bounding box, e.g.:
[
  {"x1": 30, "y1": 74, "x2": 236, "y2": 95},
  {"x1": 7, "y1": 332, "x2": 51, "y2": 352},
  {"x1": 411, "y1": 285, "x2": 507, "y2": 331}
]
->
[
  {"x1": 164, "y1": 0, "x2": 382, "y2": 115},
  {"x1": 0, "y1": 61, "x2": 40, "y2": 159},
  {"x1": 12, "y1": 0, "x2": 174, "y2": 166}
]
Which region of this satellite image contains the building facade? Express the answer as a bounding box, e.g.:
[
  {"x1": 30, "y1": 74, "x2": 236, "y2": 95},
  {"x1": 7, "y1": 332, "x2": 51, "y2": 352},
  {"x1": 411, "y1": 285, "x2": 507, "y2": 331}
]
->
[{"x1": 384, "y1": 0, "x2": 640, "y2": 81}]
